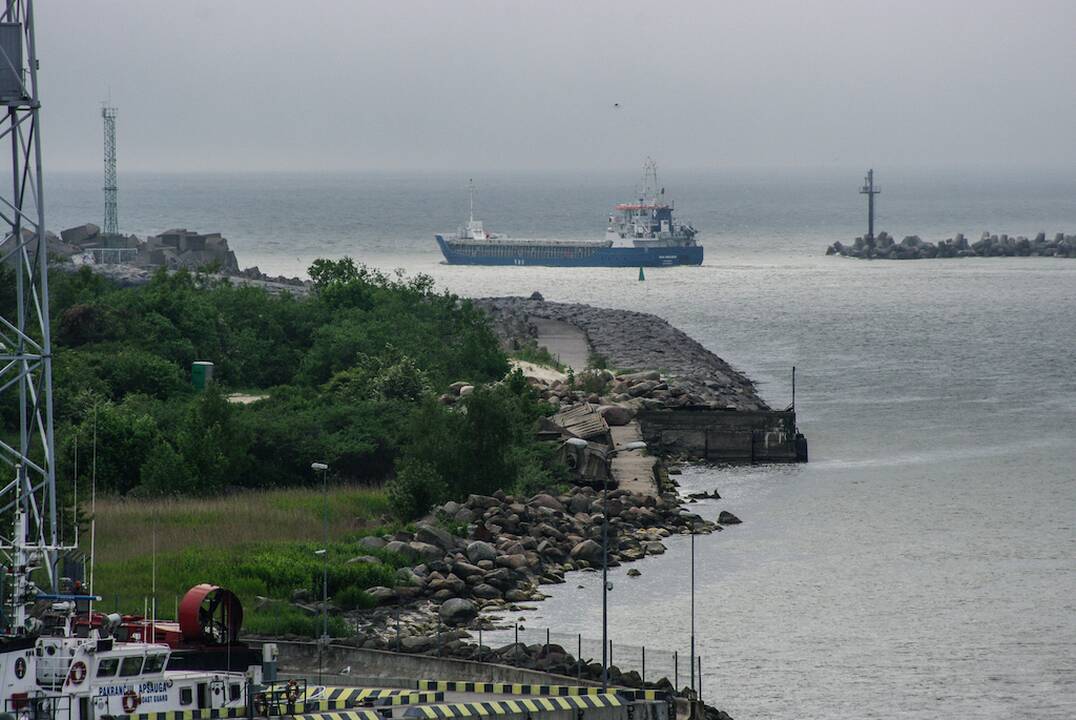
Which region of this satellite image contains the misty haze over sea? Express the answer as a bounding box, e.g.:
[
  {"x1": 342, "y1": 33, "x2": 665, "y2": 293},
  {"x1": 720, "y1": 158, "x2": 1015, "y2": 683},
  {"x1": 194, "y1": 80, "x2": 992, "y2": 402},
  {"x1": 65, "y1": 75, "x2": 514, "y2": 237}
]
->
[{"x1": 50, "y1": 168, "x2": 1076, "y2": 718}]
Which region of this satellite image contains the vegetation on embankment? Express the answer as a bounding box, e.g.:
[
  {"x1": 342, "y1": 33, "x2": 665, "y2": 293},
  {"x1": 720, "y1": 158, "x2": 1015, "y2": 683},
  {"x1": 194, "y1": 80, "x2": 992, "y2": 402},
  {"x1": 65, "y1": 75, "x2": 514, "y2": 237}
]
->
[
  {"x1": 0, "y1": 259, "x2": 566, "y2": 635},
  {"x1": 88, "y1": 486, "x2": 404, "y2": 636}
]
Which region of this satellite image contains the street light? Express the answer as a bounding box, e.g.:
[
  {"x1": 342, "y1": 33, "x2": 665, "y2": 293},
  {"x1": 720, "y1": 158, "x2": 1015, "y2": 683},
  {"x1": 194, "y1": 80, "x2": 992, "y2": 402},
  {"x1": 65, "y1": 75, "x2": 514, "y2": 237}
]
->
[
  {"x1": 600, "y1": 441, "x2": 646, "y2": 691},
  {"x1": 690, "y1": 531, "x2": 696, "y2": 693},
  {"x1": 311, "y1": 461, "x2": 329, "y2": 683}
]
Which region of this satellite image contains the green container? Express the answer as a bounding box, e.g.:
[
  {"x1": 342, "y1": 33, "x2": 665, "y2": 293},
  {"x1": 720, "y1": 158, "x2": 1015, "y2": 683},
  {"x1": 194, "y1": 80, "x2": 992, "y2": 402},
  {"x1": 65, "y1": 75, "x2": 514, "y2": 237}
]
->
[{"x1": 191, "y1": 361, "x2": 214, "y2": 390}]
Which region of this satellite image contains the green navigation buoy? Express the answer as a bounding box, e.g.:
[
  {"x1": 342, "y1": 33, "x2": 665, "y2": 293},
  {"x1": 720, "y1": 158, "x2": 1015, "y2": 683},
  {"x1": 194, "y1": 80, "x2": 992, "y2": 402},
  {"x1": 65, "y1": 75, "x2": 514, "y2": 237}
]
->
[{"x1": 638, "y1": 267, "x2": 645, "y2": 281}]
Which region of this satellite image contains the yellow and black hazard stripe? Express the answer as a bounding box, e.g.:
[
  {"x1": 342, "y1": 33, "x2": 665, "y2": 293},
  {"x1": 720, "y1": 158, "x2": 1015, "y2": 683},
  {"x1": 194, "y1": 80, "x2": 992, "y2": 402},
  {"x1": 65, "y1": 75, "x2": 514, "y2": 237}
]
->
[
  {"x1": 417, "y1": 681, "x2": 609, "y2": 697},
  {"x1": 403, "y1": 694, "x2": 624, "y2": 718},
  {"x1": 129, "y1": 709, "x2": 248, "y2": 720},
  {"x1": 288, "y1": 711, "x2": 384, "y2": 720},
  {"x1": 370, "y1": 692, "x2": 444, "y2": 706},
  {"x1": 615, "y1": 689, "x2": 673, "y2": 702},
  {"x1": 275, "y1": 700, "x2": 352, "y2": 713},
  {"x1": 301, "y1": 688, "x2": 432, "y2": 706}
]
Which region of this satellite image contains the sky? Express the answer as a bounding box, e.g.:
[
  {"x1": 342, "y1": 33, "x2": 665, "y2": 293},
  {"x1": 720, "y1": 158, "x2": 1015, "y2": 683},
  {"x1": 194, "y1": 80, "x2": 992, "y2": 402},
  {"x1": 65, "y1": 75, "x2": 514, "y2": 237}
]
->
[{"x1": 37, "y1": 0, "x2": 1076, "y2": 173}]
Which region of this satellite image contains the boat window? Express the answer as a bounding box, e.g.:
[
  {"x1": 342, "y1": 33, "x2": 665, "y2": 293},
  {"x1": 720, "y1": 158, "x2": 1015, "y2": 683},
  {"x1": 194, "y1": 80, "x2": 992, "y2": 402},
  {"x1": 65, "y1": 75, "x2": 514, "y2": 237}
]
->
[
  {"x1": 96, "y1": 658, "x2": 119, "y2": 678},
  {"x1": 143, "y1": 654, "x2": 167, "y2": 673},
  {"x1": 180, "y1": 687, "x2": 193, "y2": 706},
  {"x1": 119, "y1": 656, "x2": 144, "y2": 677},
  {"x1": 229, "y1": 684, "x2": 241, "y2": 702}
]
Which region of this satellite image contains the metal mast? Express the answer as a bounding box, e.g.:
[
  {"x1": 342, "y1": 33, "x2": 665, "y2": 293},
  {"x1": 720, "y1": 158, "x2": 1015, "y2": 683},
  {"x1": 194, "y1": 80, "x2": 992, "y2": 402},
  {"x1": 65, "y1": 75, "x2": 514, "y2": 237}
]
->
[
  {"x1": 859, "y1": 168, "x2": 880, "y2": 242},
  {"x1": 0, "y1": 0, "x2": 65, "y2": 612},
  {"x1": 102, "y1": 104, "x2": 117, "y2": 235}
]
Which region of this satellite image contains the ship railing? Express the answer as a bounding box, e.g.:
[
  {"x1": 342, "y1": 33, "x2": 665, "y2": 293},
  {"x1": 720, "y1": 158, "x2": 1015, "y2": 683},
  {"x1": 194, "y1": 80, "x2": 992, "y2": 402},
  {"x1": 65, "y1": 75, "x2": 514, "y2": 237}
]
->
[{"x1": 5, "y1": 692, "x2": 73, "y2": 720}]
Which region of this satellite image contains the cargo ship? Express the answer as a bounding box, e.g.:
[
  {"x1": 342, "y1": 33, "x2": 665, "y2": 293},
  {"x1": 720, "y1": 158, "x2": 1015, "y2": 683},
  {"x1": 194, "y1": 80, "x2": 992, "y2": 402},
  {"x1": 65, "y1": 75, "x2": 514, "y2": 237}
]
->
[{"x1": 435, "y1": 160, "x2": 703, "y2": 267}]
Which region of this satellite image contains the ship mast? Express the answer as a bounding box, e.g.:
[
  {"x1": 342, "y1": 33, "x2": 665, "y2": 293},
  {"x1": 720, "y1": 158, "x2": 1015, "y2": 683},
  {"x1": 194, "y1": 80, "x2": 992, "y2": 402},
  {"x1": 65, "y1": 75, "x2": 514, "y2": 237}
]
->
[
  {"x1": 469, "y1": 178, "x2": 475, "y2": 223},
  {"x1": 642, "y1": 157, "x2": 660, "y2": 205}
]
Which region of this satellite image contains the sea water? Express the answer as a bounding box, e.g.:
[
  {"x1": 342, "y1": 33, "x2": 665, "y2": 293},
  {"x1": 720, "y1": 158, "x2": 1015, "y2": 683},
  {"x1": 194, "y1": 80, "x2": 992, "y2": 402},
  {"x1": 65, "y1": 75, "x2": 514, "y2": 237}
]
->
[{"x1": 48, "y1": 168, "x2": 1076, "y2": 718}]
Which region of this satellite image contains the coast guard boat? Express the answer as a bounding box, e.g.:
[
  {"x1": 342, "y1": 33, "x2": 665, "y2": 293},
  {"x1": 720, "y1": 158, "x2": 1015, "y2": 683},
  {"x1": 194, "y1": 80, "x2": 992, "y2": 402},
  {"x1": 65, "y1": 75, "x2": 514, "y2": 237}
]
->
[{"x1": 435, "y1": 160, "x2": 703, "y2": 267}]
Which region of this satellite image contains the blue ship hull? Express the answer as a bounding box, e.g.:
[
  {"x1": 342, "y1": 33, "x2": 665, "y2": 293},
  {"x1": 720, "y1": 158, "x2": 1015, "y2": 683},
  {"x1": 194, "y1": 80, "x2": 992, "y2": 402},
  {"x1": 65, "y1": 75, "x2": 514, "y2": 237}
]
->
[{"x1": 435, "y1": 235, "x2": 703, "y2": 267}]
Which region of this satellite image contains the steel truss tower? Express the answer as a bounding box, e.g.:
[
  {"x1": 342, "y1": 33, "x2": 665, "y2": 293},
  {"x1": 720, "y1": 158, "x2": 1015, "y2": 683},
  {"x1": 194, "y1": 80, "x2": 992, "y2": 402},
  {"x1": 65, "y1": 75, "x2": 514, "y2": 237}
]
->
[
  {"x1": 102, "y1": 104, "x2": 117, "y2": 235},
  {"x1": 0, "y1": 0, "x2": 66, "y2": 602}
]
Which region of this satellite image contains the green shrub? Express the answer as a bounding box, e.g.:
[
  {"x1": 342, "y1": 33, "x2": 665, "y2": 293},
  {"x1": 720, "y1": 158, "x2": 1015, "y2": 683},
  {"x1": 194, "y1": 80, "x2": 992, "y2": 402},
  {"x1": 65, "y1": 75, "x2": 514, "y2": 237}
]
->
[
  {"x1": 334, "y1": 586, "x2": 376, "y2": 611},
  {"x1": 386, "y1": 460, "x2": 448, "y2": 520},
  {"x1": 244, "y1": 605, "x2": 348, "y2": 638},
  {"x1": 586, "y1": 352, "x2": 609, "y2": 370}
]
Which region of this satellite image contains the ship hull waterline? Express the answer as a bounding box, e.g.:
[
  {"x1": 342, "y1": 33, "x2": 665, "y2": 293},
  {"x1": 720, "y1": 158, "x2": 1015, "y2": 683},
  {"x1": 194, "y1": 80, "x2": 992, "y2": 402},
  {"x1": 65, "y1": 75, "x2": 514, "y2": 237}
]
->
[{"x1": 435, "y1": 235, "x2": 704, "y2": 267}]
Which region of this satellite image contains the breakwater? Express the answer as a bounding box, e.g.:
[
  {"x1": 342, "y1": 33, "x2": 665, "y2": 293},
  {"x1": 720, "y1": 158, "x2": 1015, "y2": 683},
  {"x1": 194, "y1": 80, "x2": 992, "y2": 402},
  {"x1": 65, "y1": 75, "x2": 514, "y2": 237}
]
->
[
  {"x1": 474, "y1": 296, "x2": 806, "y2": 463},
  {"x1": 827, "y1": 230, "x2": 1076, "y2": 259}
]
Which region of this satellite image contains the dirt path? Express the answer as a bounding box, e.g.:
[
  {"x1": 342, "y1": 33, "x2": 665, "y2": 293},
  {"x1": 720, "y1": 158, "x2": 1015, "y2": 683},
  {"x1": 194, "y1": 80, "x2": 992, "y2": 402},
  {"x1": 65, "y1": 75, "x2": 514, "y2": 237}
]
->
[
  {"x1": 610, "y1": 423, "x2": 657, "y2": 496},
  {"x1": 532, "y1": 318, "x2": 590, "y2": 371}
]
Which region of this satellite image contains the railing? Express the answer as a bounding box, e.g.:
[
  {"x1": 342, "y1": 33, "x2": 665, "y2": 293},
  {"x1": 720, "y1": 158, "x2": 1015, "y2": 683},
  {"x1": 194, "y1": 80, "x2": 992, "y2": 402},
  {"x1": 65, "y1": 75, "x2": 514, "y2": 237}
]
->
[{"x1": 379, "y1": 611, "x2": 703, "y2": 698}]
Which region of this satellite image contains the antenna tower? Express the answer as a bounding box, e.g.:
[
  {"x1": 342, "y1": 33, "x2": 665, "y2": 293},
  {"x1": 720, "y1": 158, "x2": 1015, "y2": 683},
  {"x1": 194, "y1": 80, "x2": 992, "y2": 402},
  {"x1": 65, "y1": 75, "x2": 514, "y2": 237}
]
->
[
  {"x1": 102, "y1": 104, "x2": 117, "y2": 235},
  {"x1": 0, "y1": 0, "x2": 67, "y2": 616},
  {"x1": 859, "y1": 168, "x2": 880, "y2": 242}
]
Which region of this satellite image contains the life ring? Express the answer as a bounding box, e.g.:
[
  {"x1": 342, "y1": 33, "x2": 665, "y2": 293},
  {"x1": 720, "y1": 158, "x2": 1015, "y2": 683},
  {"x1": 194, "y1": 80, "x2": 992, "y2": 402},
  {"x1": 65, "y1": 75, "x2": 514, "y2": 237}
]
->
[
  {"x1": 68, "y1": 661, "x2": 87, "y2": 686},
  {"x1": 285, "y1": 679, "x2": 301, "y2": 704},
  {"x1": 122, "y1": 690, "x2": 140, "y2": 714}
]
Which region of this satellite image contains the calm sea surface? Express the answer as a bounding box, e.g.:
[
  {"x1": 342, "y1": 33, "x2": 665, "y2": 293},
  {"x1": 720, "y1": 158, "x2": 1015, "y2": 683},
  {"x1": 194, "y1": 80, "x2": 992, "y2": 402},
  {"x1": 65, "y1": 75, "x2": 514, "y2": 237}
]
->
[{"x1": 50, "y1": 169, "x2": 1076, "y2": 719}]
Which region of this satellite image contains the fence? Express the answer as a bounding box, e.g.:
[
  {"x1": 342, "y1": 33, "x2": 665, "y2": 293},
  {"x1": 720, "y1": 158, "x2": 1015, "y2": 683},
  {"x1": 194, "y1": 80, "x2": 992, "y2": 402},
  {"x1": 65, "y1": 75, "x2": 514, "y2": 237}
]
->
[{"x1": 377, "y1": 612, "x2": 704, "y2": 698}]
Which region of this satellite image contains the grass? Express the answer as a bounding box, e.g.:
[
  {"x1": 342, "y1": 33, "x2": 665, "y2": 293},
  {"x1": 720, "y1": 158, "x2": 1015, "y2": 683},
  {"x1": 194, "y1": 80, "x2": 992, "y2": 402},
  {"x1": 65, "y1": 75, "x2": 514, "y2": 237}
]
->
[
  {"x1": 84, "y1": 485, "x2": 404, "y2": 635},
  {"x1": 510, "y1": 339, "x2": 565, "y2": 371},
  {"x1": 89, "y1": 485, "x2": 392, "y2": 563}
]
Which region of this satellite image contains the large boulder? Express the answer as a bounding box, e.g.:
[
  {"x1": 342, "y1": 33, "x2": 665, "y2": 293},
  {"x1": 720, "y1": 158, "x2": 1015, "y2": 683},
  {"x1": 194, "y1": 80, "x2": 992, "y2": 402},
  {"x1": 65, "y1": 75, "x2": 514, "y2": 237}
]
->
[
  {"x1": 438, "y1": 598, "x2": 478, "y2": 626},
  {"x1": 367, "y1": 586, "x2": 396, "y2": 605},
  {"x1": 408, "y1": 541, "x2": 445, "y2": 563},
  {"x1": 357, "y1": 536, "x2": 386, "y2": 551},
  {"x1": 466, "y1": 541, "x2": 498, "y2": 564},
  {"x1": 619, "y1": 370, "x2": 661, "y2": 383},
  {"x1": 384, "y1": 540, "x2": 419, "y2": 562},
  {"x1": 718, "y1": 510, "x2": 742, "y2": 525},
  {"x1": 529, "y1": 493, "x2": 564, "y2": 512},
  {"x1": 467, "y1": 494, "x2": 501, "y2": 510},
  {"x1": 415, "y1": 523, "x2": 457, "y2": 551},
  {"x1": 597, "y1": 404, "x2": 635, "y2": 426},
  {"x1": 60, "y1": 223, "x2": 100, "y2": 246},
  {"x1": 472, "y1": 583, "x2": 502, "y2": 600},
  {"x1": 569, "y1": 539, "x2": 604, "y2": 566}
]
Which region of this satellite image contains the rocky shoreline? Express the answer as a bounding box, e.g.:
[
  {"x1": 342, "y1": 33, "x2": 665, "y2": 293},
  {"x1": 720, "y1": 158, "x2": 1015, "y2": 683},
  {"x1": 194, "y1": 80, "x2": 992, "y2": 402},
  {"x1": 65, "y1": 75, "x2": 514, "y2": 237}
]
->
[
  {"x1": 265, "y1": 482, "x2": 738, "y2": 692},
  {"x1": 827, "y1": 230, "x2": 1076, "y2": 260}
]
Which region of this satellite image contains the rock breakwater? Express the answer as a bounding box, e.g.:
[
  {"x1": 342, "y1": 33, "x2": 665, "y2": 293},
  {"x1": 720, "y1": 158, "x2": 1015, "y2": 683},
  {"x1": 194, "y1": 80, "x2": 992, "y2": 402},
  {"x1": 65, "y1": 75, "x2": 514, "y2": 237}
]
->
[
  {"x1": 827, "y1": 230, "x2": 1076, "y2": 259},
  {"x1": 474, "y1": 297, "x2": 768, "y2": 412}
]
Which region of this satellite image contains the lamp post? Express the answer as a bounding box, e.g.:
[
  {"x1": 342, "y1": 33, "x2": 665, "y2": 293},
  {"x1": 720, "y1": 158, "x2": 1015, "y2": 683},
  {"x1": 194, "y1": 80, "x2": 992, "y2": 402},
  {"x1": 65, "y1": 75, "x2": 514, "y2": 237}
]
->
[
  {"x1": 311, "y1": 461, "x2": 329, "y2": 683},
  {"x1": 690, "y1": 531, "x2": 696, "y2": 692}
]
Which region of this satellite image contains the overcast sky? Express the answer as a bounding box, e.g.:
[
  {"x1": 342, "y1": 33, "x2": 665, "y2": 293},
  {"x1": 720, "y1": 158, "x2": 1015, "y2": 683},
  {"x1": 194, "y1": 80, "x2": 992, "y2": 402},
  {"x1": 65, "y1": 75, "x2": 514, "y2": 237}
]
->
[{"x1": 37, "y1": 0, "x2": 1076, "y2": 173}]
